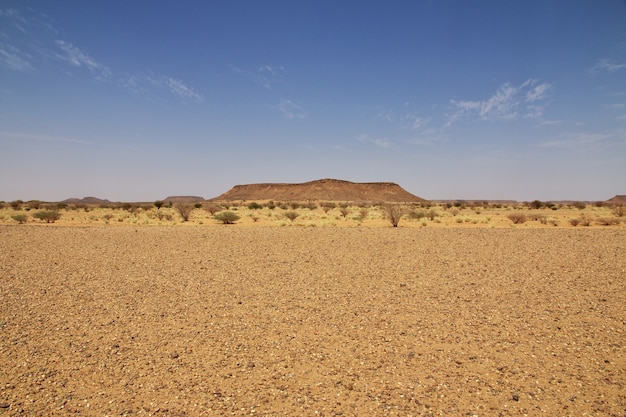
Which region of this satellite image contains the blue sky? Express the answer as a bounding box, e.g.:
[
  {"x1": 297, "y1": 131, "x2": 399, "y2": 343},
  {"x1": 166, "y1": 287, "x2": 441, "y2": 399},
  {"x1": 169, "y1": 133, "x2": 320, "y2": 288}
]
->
[{"x1": 1, "y1": 1, "x2": 625, "y2": 202}]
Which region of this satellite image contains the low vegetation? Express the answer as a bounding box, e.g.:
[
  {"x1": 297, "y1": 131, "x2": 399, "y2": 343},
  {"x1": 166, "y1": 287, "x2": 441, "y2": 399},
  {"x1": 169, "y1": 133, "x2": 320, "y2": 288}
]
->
[
  {"x1": 383, "y1": 204, "x2": 405, "y2": 227},
  {"x1": 214, "y1": 211, "x2": 240, "y2": 224},
  {"x1": 33, "y1": 210, "x2": 61, "y2": 223},
  {"x1": 11, "y1": 214, "x2": 28, "y2": 224},
  {"x1": 0, "y1": 199, "x2": 624, "y2": 228}
]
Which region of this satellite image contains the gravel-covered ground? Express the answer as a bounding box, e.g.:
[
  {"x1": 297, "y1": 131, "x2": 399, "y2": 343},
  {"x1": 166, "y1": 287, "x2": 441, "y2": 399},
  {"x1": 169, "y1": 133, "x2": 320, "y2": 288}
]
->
[{"x1": 1, "y1": 225, "x2": 625, "y2": 416}]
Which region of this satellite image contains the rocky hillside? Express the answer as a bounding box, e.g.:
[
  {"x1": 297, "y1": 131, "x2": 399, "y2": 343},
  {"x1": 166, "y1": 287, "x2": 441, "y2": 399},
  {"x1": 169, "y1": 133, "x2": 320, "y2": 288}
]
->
[
  {"x1": 607, "y1": 195, "x2": 626, "y2": 204},
  {"x1": 210, "y1": 178, "x2": 427, "y2": 203}
]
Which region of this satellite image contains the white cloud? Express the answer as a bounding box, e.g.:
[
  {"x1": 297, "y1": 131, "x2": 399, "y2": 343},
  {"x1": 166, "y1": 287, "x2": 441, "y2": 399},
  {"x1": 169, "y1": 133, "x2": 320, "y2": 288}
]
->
[
  {"x1": 54, "y1": 40, "x2": 111, "y2": 80},
  {"x1": 540, "y1": 130, "x2": 625, "y2": 152},
  {"x1": 165, "y1": 77, "x2": 204, "y2": 101},
  {"x1": 408, "y1": 115, "x2": 431, "y2": 130},
  {"x1": 0, "y1": 8, "x2": 28, "y2": 33},
  {"x1": 540, "y1": 119, "x2": 562, "y2": 126},
  {"x1": 0, "y1": 44, "x2": 33, "y2": 71},
  {"x1": 356, "y1": 134, "x2": 392, "y2": 149},
  {"x1": 147, "y1": 75, "x2": 204, "y2": 102},
  {"x1": 279, "y1": 99, "x2": 306, "y2": 119},
  {"x1": 255, "y1": 65, "x2": 285, "y2": 89},
  {"x1": 592, "y1": 59, "x2": 626, "y2": 73},
  {"x1": 446, "y1": 79, "x2": 552, "y2": 126},
  {"x1": 618, "y1": 114, "x2": 626, "y2": 121},
  {"x1": 231, "y1": 64, "x2": 286, "y2": 89},
  {"x1": 525, "y1": 82, "x2": 551, "y2": 102}
]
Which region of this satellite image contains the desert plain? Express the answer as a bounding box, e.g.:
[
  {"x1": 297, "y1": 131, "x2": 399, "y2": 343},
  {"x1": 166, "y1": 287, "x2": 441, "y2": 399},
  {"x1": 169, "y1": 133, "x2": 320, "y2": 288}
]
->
[{"x1": 1, "y1": 215, "x2": 625, "y2": 417}]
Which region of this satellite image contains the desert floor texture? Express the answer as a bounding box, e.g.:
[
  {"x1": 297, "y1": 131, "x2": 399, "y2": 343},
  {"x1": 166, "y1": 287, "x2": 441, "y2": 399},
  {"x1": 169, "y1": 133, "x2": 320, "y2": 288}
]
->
[{"x1": 1, "y1": 225, "x2": 625, "y2": 416}]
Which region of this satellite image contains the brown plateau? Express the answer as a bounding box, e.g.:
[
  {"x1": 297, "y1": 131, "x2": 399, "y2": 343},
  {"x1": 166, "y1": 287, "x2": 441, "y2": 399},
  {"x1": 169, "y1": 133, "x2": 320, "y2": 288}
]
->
[{"x1": 210, "y1": 178, "x2": 427, "y2": 203}]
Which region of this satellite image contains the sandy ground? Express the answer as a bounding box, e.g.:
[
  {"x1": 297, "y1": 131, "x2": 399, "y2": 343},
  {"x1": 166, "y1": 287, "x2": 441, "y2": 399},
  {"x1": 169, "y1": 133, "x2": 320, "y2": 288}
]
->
[{"x1": 1, "y1": 225, "x2": 625, "y2": 416}]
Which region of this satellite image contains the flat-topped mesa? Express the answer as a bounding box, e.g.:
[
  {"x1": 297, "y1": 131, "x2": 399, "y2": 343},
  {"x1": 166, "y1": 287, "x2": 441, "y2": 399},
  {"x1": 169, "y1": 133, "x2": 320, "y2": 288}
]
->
[{"x1": 210, "y1": 178, "x2": 427, "y2": 203}]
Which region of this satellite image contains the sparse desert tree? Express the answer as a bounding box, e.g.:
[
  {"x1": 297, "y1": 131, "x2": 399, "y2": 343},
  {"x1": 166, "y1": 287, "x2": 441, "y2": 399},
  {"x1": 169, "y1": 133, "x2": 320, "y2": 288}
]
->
[
  {"x1": 27, "y1": 200, "x2": 42, "y2": 210},
  {"x1": 11, "y1": 214, "x2": 28, "y2": 224},
  {"x1": 9, "y1": 200, "x2": 23, "y2": 210},
  {"x1": 383, "y1": 204, "x2": 405, "y2": 227},
  {"x1": 214, "y1": 211, "x2": 240, "y2": 224},
  {"x1": 284, "y1": 211, "x2": 299, "y2": 222},
  {"x1": 569, "y1": 218, "x2": 580, "y2": 227},
  {"x1": 611, "y1": 204, "x2": 625, "y2": 217},
  {"x1": 507, "y1": 213, "x2": 527, "y2": 224},
  {"x1": 339, "y1": 208, "x2": 350, "y2": 218},
  {"x1": 321, "y1": 202, "x2": 335, "y2": 213},
  {"x1": 174, "y1": 203, "x2": 193, "y2": 222},
  {"x1": 204, "y1": 204, "x2": 221, "y2": 215},
  {"x1": 154, "y1": 200, "x2": 164, "y2": 210},
  {"x1": 427, "y1": 209, "x2": 438, "y2": 221},
  {"x1": 33, "y1": 210, "x2": 61, "y2": 223}
]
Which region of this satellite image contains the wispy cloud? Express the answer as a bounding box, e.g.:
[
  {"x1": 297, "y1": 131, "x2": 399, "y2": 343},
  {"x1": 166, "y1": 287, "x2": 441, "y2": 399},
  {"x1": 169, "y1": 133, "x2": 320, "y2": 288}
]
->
[
  {"x1": 0, "y1": 8, "x2": 28, "y2": 33},
  {"x1": 54, "y1": 40, "x2": 111, "y2": 80},
  {"x1": 0, "y1": 43, "x2": 33, "y2": 71},
  {"x1": 356, "y1": 134, "x2": 393, "y2": 149},
  {"x1": 446, "y1": 79, "x2": 552, "y2": 126},
  {"x1": 540, "y1": 130, "x2": 625, "y2": 152},
  {"x1": 147, "y1": 75, "x2": 204, "y2": 101},
  {"x1": 256, "y1": 65, "x2": 284, "y2": 89},
  {"x1": 1, "y1": 7, "x2": 203, "y2": 104},
  {"x1": 166, "y1": 77, "x2": 204, "y2": 101},
  {"x1": 0, "y1": 131, "x2": 91, "y2": 144},
  {"x1": 592, "y1": 59, "x2": 626, "y2": 73},
  {"x1": 407, "y1": 115, "x2": 431, "y2": 130},
  {"x1": 279, "y1": 99, "x2": 306, "y2": 119},
  {"x1": 231, "y1": 64, "x2": 285, "y2": 89}
]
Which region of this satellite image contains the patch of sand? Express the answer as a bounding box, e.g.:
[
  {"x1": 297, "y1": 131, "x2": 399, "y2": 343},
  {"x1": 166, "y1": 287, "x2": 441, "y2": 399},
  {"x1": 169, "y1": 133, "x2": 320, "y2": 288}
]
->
[{"x1": 1, "y1": 226, "x2": 624, "y2": 416}]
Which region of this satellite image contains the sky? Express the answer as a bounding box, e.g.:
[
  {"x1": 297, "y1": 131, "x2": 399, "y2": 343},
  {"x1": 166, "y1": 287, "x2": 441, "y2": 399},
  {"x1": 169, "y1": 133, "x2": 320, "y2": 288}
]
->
[{"x1": 1, "y1": 1, "x2": 625, "y2": 202}]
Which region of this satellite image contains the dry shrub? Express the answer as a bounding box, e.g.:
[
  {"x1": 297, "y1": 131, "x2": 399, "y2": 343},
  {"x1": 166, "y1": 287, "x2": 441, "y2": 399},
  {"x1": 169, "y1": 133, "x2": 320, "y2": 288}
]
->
[
  {"x1": 204, "y1": 204, "x2": 221, "y2": 215},
  {"x1": 596, "y1": 217, "x2": 620, "y2": 226},
  {"x1": 284, "y1": 211, "x2": 299, "y2": 222},
  {"x1": 383, "y1": 204, "x2": 405, "y2": 227},
  {"x1": 508, "y1": 213, "x2": 527, "y2": 224},
  {"x1": 174, "y1": 203, "x2": 193, "y2": 222},
  {"x1": 612, "y1": 204, "x2": 625, "y2": 217}
]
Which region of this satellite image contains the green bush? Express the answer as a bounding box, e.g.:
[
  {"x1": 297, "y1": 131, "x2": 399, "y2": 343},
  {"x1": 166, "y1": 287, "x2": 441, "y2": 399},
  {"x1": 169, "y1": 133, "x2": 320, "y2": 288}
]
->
[
  {"x1": 33, "y1": 210, "x2": 61, "y2": 223},
  {"x1": 214, "y1": 211, "x2": 240, "y2": 224},
  {"x1": 11, "y1": 214, "x2": 28, "y2": 224},
  {"x1": 247, "y1": 202, "x2": 263, "y2": 210}
]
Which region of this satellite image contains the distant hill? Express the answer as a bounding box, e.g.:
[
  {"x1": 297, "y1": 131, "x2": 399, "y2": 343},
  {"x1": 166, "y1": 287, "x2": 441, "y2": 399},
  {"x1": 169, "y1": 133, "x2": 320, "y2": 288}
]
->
[
  {"x1": 607, "y1": 195, "x2": 626, "y2": 204},
  {"x1": 210, "y1": 178, "x2": 427, "y2": 203},
  {"x1": 163, "y1": 196, "x2": 206, "y2": 203},
  {"x1": 61, "y1": 197, "x2": 111, "y2": 204}
]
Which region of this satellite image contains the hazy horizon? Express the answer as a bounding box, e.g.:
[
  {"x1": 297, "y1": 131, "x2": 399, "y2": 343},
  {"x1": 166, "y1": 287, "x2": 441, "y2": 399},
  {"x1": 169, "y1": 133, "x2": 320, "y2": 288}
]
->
[{"x1": 1, "y1": 1, "x2": 625, "y2": 202}]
